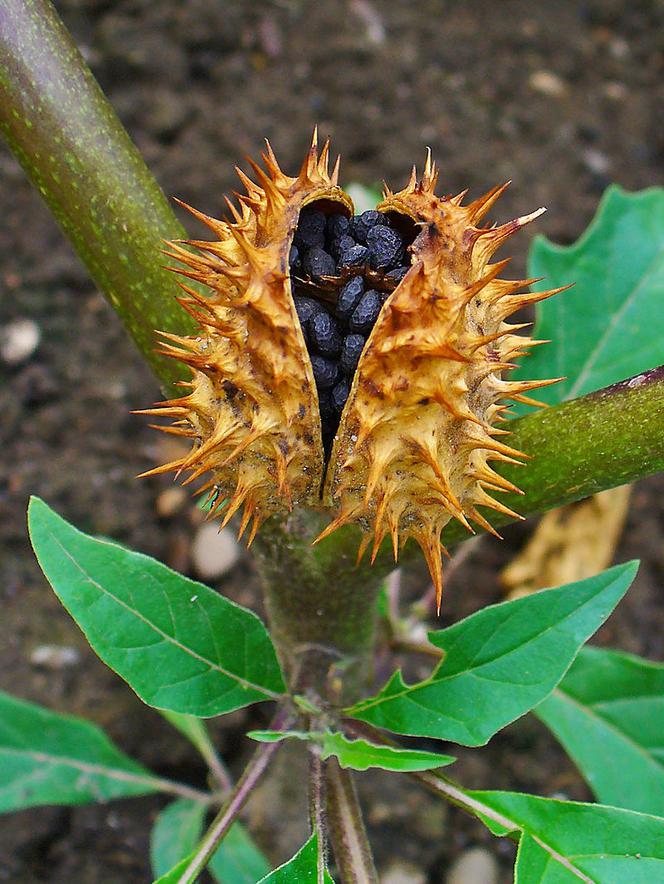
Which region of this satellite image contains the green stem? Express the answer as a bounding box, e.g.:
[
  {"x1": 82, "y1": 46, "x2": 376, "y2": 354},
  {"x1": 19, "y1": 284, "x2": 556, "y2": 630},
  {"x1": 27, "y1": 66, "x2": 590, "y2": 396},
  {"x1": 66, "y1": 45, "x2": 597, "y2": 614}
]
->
[{"x1": 0, "y1": 0, "x2": 196, "y2": 393}]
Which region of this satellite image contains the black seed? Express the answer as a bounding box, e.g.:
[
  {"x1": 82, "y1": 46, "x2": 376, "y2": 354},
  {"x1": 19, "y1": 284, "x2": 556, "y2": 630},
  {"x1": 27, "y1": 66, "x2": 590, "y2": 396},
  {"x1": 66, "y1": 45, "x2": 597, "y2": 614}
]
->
[
  {"x1": 336, "y1": 276, "x2": 364, "y2": 321},
  {"x1": 326, "y1": 214, "x2": 350, "y2": 240},
  {"x1": 339, "y1": 244, "x2": 369, "y2": 269},
  {"x1": 318, "y1": 391, "x2": 335, "y2": 422},
  {"x1": 349, "y1": 290, "x2": 382, "y2": 333},
  {"x1": 293, "y1": 295, "x2": 324, "y2": 326},
  {"x1": 303, "y1": 247, "x2": 337, "y2": 280},
  {"x1": 295, "y1": 209, "x2": 326, "y2": 249},
  {"x1": 330, "y1": 234, "x2": 356, "y2": 260},
  {"x1": 386, "y1": 265, "x2": 409, "y2": 282},
  {"x1": 289, "y1": 243, "x2": 300, "y2": 270},
  {"x1": 340, "y1": 333, "x2": 365, "y2": 375},
  {"x1": 331, "y1": 378, "x2": 351, "y2": 413},
  {"x1": 310, "y1": 311, "x2": 343, "y2": 357},
  {"x1": 311, "y1": 355, "x2": 339, "y2": 390},
  {"x1": 366, "y1": 225, "x2": 404, "y2": 270},
  {"x1": 352, "y1": 210, "x2": 388, "y2": 243}
]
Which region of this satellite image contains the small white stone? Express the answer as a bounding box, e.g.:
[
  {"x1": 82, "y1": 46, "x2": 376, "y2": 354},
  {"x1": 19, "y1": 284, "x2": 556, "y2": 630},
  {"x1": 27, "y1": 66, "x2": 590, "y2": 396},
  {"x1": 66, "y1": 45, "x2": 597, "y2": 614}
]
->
[
  {"x1": 191, "y1": 522, "x2": 241, "y2": 580},
  {"x1": 382, "y1": 861, "x2": 426, "y2": 884},
  {"x1": 155, "y1": 486, "x2": 187, "y2": 518},
  {"x1": 30, "y1": 645, "x2": 80, "y2": 670},
  {"x1": 528, "y1": 70, "x2": 567, "y2": 98},
  {"x1": 446, "y1": 847, "x2": 498, "y2": 884},
  {"x1": 0, "y1": 318, "x2": 40, "y2": 365},
  {"x1": 583, "y1": 149, "x2": 611, "y2": 176}
]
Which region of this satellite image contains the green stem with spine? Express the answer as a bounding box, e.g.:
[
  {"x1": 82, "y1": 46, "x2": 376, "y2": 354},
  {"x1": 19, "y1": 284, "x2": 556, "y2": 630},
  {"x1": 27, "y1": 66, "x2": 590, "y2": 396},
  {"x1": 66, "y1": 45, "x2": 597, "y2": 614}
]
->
[{"x1": 2, "y1": 0, "x2": 664, "y2": 703}]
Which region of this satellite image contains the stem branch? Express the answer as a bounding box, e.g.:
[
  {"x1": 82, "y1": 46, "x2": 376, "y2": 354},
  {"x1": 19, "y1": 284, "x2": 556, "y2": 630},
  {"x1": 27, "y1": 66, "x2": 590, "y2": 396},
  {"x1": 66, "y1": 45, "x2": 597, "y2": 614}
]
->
[
  {"x1": 326, "y1": 758, "x2": 378, "y2": 884},
  {"x1": 178, "y1": 707, "x2": 292, "y2": 884}
]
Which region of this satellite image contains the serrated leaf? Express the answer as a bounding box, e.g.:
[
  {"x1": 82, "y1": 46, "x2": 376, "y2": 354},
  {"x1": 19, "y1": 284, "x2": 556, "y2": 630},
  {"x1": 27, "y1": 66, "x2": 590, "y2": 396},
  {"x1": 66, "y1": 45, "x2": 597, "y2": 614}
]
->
[
  {"x1": 473, "y1": 790, "x2": 664, "y2": 882},
  {"x1": 28, "y1": 498, "x2": 285, "y2": 717},
  {"x1": 535, "y1": 646, "x2": 664, "y2": 816},
  {"x1": 346, "y1": 563, "x2": 637, "y2": 745},
  {"x1": 513, "y1": 185, "x2": 664, "y2": 413},
  {"x1": 208, "y1": 822, "x2": 271, "y2": 883},
  {"x1": 248, "y1": 730, "x2": 455, "y2": 772},
  {"x1": 0, "y1": 691, "x2": 161, "y2": 812},
  {"x1": 151, "y1": 799, "x2": 206, "y2": 878},
  {"x1": 257, "y1": 832, "x2": 334, "y2": 883}
]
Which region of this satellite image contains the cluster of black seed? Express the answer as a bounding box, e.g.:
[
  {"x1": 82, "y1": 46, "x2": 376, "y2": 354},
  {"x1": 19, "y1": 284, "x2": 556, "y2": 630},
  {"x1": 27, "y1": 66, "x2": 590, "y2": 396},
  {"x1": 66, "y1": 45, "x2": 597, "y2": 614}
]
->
[{"x1": 290, "y1": 208, "x2": 409, "y2": 451}]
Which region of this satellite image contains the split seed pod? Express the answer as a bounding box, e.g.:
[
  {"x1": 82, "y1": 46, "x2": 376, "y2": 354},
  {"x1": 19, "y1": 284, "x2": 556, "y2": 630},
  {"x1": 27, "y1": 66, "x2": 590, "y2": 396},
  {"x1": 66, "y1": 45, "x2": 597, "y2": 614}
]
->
[{"x1": 139, "y1": 132, "x2": 564, "y2": 607}]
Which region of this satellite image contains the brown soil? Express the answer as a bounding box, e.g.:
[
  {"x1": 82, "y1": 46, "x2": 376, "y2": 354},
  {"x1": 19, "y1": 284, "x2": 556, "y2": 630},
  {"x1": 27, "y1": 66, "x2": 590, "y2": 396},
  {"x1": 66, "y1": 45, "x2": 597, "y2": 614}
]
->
[{"x1": 1, "y1": 1, "x2": 662, "y2": 881}]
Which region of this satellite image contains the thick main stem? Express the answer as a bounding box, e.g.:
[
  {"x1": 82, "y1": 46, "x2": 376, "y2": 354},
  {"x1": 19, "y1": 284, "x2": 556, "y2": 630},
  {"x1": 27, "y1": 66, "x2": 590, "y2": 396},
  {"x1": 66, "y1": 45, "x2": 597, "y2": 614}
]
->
[{"x1": 0, "y1": 0, "x2": 196, "y2": 392}]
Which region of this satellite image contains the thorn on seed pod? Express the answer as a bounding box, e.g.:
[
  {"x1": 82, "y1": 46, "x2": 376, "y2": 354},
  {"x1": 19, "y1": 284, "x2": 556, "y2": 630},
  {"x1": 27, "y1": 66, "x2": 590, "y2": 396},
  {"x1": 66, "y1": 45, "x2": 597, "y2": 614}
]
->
[{"x1": 138, "y1": 131, "x2": 565, "y2": 612}]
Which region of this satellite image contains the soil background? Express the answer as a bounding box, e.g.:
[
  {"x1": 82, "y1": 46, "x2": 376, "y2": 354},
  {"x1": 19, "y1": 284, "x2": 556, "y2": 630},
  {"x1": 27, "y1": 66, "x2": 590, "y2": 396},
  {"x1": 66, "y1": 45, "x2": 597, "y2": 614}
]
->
[{"x1": 1, "y1": 1, "x2": 663, "y2": 881}]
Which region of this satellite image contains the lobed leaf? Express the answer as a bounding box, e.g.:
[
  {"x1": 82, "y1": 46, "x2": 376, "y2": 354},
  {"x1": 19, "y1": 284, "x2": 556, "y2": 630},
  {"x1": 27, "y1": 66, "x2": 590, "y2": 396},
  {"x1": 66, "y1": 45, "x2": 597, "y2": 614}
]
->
[
  {"x1": 346, "y1": 563, "x2": 637, "y2": 745},
  {"x1": 28, "y1": 498, "x2": 285, "y2": 717},
  {"x1": 0, "y1": 691, "x2": 160, "y2": 812},
  {"x1": 536, "y1": 646, "x2": 664, "y2": 815},
  {"x1": 513, "y1": 185, "x2": 664, "y2": 413},
  {"x1": 471, "y1": 790, "x2": 664, "y2": 882},
  {"x1": 249, "y1": 729, "x2": 455, "y2": 772}
]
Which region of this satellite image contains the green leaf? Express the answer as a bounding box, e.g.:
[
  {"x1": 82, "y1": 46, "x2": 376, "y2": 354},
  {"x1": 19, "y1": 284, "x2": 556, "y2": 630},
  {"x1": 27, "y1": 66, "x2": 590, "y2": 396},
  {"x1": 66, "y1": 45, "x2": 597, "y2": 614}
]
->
[
  {"x1": 346, "y1": 563, "x2": 637, "y2": 745},
  {"x1": 0, "y1": 691, "x2": 160, "y2": 812},
  {"x1": 153, "y1": 853, "x2": 195, "y2": 883},
  {"x1": 209, "y1": 822, "x2": 271, "y2": 883},
  {"x1": 151, "y1": 799, "x2": 206, "y2": 878},
  {"x1": 472, "y1": 790, "x2": 664, "y2": 882},
  {"x1": 535, "y1": 646, "x2": 664, "y2": 816},
  {"x1": 257, "y1": 832, "x2": 333, "y2": 883},
  {"x1": 513, "y1": 185, "x2": 664, "y2": 413},
  {"x1": 28, "y1": 498, "x2": 285, "y2": 717},
  {"x1": 249, "y1": 730, "x2": 455, "y2": 772},
  {"x1": 150, "y1": 799, "x2": 269, "y2": 884}
]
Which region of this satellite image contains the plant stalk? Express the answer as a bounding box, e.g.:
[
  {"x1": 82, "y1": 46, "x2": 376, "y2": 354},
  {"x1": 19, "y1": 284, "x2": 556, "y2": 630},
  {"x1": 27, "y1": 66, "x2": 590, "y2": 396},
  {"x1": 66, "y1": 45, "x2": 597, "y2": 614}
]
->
[
  {"x1": 0, "y1": 0, "x2": 196, "y2": 393},
  {"x1": 326, "y1": 758, "x2": 379, "y2": 884},
  {"x1": 178, "y1": 707, "x2": 292, "y2": 884}
]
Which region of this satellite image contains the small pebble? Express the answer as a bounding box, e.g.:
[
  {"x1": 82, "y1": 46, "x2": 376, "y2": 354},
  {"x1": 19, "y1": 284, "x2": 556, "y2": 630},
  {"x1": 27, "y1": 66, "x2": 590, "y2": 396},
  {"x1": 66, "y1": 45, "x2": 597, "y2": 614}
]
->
[
  {"x1": 446, "y1": 847, "x2": 498, "y2": 884},
  {"x1": 0, "y1": 318, "x2": 40, "y2": 366},
  {"x1": 155, "y1": 487, "x2": 187, "y2": 518},
  {"x1": 310, "y1": 354, "x2": 339, "y2": 390},
  {"x1": 529, "y1": 69, "x2": 567, "y2": 98},
  {"x1": 340, "y1": 334, "x2": 365, "y2": 375},
  {"x1": 382, "y1": 862, "x2": 426, "y2": 884},
  {"x1": 303, "y1": 247, "x2": 336, "y2": 280},
  {"x1": 336, "y1": 276, "x2": 365, "y2": 321},
  {"x1": 191, "y1": 523, "x2": 241, "y2": 580},
  {"x1": 349, "y1": 290, "x2": 382, "y2": 333},
  {"x1": 309, "y1": 311, "x2": 342, "y2": 357},
  {"x1": 30, "y1": 645, "x2": 80, "y2": 670}
]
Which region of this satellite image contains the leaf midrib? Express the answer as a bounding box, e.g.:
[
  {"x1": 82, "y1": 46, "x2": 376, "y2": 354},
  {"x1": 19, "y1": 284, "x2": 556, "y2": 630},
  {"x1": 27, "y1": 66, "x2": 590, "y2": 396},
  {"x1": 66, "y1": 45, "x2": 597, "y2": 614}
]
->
[{"x1": 50, "y1": 531, "x2": 283, "y2": 701}]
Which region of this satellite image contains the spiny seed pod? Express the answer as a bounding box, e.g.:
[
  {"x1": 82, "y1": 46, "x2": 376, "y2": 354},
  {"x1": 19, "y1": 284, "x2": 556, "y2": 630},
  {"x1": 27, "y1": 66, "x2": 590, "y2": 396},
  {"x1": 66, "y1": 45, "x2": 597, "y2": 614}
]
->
[{"x1": 138, "y1": 131, "x2": 565, "y2": 607}]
